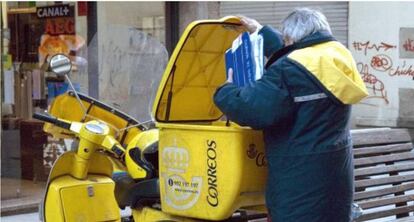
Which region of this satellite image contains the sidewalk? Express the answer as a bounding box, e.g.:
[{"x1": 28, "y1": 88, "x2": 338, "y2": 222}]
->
[
  {"x1": 0, "y1": 208, "x2": 133, "y2": 222},
  {"x1": 1, "y1": 212, "x2": 39, "y2": 222},
  {"x1": 1, "y1": 178, "x2": 45, "y2": 216}
]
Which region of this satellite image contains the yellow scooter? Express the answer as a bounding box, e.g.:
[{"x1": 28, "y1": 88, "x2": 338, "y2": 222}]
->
[{"x1": 36, "y1": 16, "x2": 269, "y2": 222}]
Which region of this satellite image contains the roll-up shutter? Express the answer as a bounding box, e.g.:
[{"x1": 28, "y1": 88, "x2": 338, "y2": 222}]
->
[{"x1": 220, "y1": 1, "x2": 349, "y2": 46}]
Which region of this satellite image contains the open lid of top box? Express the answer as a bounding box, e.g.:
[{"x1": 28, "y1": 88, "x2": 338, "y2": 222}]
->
[{"x1": 152, "y1": 16, "x2": 245, "y2": 123}]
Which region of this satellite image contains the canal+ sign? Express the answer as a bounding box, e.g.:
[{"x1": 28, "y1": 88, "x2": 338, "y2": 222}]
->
[
  {"x1": 37, "y1": 5, "x2": 74, "y2": 19},
  {"x1": 37, "y1": 5, "x2": 75, "y2": 35}
]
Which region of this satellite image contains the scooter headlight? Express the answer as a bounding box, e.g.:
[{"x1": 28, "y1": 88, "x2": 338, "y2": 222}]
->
[{"x1": 85, "y1": 122, "x2": 107, "y2": 135}]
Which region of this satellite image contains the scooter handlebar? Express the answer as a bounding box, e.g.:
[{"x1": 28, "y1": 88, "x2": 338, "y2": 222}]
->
[{"x1": 33, "y1": 112, "x2": 71, "y2": 130}]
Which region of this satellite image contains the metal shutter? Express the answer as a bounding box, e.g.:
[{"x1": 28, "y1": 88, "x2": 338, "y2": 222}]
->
[{"x1": 220, "y1": 1, "x2": 348, "y2": 46}]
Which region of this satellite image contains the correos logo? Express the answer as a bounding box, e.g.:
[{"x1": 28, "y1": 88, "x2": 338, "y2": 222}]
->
[
  {"x1": 206, "y1": 140, "x2": 219, "y2": 207},
  {"x1": 162, "y1": 146, "x2": 202, "y2": 210},
  {"x1": 162, "y1": 147, "x2": 190, "y2": 173}
]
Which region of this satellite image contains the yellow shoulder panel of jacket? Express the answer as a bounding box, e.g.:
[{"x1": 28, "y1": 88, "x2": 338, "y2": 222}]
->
[{"x1": 287, "y1": 41, "x2": 368, "y2": 104}]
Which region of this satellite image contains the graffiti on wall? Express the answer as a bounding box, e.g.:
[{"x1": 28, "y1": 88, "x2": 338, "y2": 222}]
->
[
  {"x1": 352, "y1": 41, "x2": 396, "y2": 105},
  {"x1": 389, "y1": 61, "x2": 414, "y2": 78},
  {"x1": 353, "y1": 32, "x2": 414, "y2": 106},
  {"x1": 370, "y1": 54, "x2": 393, "y2": 72},
  {"x1": 352, "y1": 41, "x2": 396, "y2": 56},
  {"x1": 357, "y1": 62, "x2": 389, "y2": 104},
  {"x1": 403, "y1": 38, "x2": 414, "y2": 52},
  {"x1": 400, "y1": 28, "x2": 414, "y2": 58}
]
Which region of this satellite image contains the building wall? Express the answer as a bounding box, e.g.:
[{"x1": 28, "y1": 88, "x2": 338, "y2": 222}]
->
[
  {"x1": 91, "y1": 2, "x2": 220, "y2": 121},
  {"x1": 349, "y1": 2, "x2": 414, "y2": 128},
  {"x1": 178, "y1": 2, "x2": 220, "y2": 35},
  {"x1": 96, "y1": 2, "x2": 168, "y2": 121}
]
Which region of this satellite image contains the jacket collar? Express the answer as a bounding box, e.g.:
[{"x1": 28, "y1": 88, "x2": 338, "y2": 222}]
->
[
  {"x1": 265, "y1": 30, "x2": 336, "y2": 69},
  {"x1": 295, "y1": 30, "x2": 335, "y2": 48}
]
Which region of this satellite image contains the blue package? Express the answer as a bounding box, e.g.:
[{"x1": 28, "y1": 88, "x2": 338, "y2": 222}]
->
[{"x1": 224, "y1": 32, "x2": 260, "y2": 87}]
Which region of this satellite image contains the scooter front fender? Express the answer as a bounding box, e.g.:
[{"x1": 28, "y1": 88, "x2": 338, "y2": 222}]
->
[{"x1": 40, "y1": 151, "x2": 119, "y2": 222}]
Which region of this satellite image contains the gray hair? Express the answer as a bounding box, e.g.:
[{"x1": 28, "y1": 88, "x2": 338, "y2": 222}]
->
[{"x1": 282, "y1": 8, "x2": 332, "y2": 43}]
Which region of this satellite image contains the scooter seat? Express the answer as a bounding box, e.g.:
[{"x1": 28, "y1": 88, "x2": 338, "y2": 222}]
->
[
  {"x1": 113, "y1": 172, "x2": 136, "y2": 209},
  {"x1": 113, "y1": 173, "x2": 160, "y2": 209},
  {"x1": 129, "y1": 178, "x2": 160, "y2": 208}
]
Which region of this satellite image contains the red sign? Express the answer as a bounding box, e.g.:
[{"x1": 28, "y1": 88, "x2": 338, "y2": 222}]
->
[
  {"x1": 78, "y1": 2, "x2": 88, "y2": 16},
  {"x1": 44, "y1": 18, "x2": 75, "y2": 35}
]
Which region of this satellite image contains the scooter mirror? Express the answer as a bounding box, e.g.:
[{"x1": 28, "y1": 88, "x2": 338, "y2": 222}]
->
[
  {"x1": 50, "y1": 54, "x2": 72, "y2": 76},
  {"x1": 49, "y1": 53, "x2": 87, "y2": 119}
]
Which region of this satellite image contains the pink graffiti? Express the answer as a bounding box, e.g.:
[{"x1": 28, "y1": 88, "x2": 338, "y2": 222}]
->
[
  {"x1": 389, "y1": 61, "x2": 414, "y2": 79},
  {"x1": 370, "y1": 54, "x2": 393, "y2": 72},
  {"x1": 403, "y1": 38, "x2": 414, "y2": 52},
  {"x1": 357, "y1": 62, "x2": 389, "y2": 104},
  {"x1": 353, "y1": 41, "x2": 397, "y2": 55}
]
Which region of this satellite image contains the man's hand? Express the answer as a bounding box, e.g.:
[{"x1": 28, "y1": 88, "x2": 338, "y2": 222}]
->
[
  {"x1": 239, "y1": 15, "x2": 263, "y2": 33},
  {"x1": 227, "y1": 68, "x2": 233, "y2": 83}
]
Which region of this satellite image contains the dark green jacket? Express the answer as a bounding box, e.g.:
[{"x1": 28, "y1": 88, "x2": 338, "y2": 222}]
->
[{"x1": 214, "y1": 26, "x2": 367, "y2": 222}]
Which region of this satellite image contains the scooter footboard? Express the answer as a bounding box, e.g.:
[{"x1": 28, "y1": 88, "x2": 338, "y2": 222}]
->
[{"x1": 158, "y1": 123, "x2": 267, "y2": 221}]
